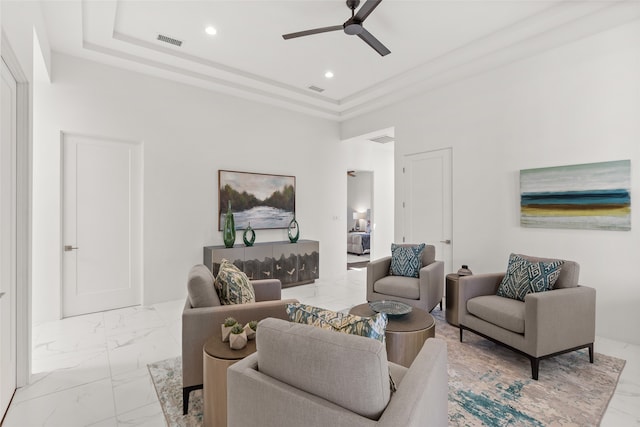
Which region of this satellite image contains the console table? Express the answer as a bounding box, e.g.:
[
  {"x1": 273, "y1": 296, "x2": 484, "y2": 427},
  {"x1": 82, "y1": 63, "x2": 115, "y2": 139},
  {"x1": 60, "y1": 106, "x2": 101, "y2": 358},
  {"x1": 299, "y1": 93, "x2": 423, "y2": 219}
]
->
[{"x1": 203, "y1": 240, "x2": 319, "y2": 288}]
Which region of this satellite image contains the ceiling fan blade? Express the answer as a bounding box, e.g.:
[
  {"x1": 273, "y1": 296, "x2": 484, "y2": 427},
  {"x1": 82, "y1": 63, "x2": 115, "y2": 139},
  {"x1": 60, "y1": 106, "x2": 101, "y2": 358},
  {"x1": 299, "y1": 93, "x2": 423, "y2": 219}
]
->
[
  {"x1": 357, "y1": 28, "x2": 390, "y2": 56},
  {"x1": 282, "y1": 25, "x2": 343, "y2": 40},
  {"x1": 354, "y1": 0, "x2": 383, "y2": 22}
]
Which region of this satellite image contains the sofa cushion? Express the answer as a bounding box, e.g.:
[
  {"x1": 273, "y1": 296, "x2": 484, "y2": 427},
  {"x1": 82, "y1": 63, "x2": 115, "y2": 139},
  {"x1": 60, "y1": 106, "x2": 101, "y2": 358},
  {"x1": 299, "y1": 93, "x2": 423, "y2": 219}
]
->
[
  {"x1": 187, "y1": 264, "x2": 220, "y2": 308},
  {"x1": 214, "y1": 259, "x2": 256, "y2": 305},
  {"x1": 256, "y1": 317, "x2": 390, "y2": 420},
  {"x1": 467, "y1": 295, "x2": 526, "y2": 334},
  {"x1": 373, "y1": 276, "x2": 420, "y2": 300},
  {"x1": 389, "y1": 243, "x2": 426, "y2": 278},
  {"x1": 496, "y1": 253, "x2": 564, "y2": 301},
  {"x1": 286, "y1": 302, "x2": 387, "y2": 343},
  {"x1": 519, "y1": 254, "x2": 579, "y2": 289}
]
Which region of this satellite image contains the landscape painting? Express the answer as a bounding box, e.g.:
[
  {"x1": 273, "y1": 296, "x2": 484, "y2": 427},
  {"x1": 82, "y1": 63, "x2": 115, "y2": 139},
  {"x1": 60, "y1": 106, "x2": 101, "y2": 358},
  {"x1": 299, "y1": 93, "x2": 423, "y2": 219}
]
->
[
  {"x1": 218, "y1": 170, "x2": 295, "y2": 230},
  {"x1": 520, "y1": 160, "x2": 631, "y2": 231}
]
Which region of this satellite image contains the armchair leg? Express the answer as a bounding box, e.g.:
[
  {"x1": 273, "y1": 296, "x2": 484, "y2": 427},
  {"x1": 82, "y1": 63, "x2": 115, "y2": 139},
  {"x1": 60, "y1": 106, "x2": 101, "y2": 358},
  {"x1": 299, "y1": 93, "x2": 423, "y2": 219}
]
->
[
  {"x1": 182, "y1": 387, "x2": 189, "y2": 415},
  {"x1": 588, "y1": 343, "x2": 594, "y2": 363},
  {"x1": 440, "y1": 300, "x2": 443, "y2": 311},
  {"x1": 531, "y1": 358, "x2": 540, "y2": 381},
  {"x1": 183, "y1": 385, "x2": 202, "y2": 415},
  {"x1": 459, "y1": 327, "x2": 463, "y2": 342}
]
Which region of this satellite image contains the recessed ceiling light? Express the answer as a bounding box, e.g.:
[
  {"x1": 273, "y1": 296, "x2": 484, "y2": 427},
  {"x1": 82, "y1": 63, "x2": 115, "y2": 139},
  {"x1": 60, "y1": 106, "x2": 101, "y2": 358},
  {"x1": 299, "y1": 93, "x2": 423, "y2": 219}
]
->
[
  {"x1": 205, "y1": 26, "x2": 217, "y2": 36},
  {"x1": 324, "y1": 71, "x2": 334, "y2": 79}
]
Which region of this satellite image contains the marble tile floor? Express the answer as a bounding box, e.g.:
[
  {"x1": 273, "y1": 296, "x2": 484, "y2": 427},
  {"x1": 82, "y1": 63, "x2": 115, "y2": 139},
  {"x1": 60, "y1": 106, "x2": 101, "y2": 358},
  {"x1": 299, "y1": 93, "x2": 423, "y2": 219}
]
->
[
  {"x1": 3, "y1": 267, "x2": 639, "y2": 426},
  {"x1": 347, "y1": 252, "x2": 370, "y2": 264}
]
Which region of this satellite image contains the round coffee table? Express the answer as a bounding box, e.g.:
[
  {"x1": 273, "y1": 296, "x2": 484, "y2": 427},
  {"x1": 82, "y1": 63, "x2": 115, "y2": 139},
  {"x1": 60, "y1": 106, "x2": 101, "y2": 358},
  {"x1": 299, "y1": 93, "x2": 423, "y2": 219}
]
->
[
  {"x1": 203, "y1": 331, "x2": 257, "y2": 427},
  {"x1": 349, "y1": 302, "x2": 435, "y2": 368}
]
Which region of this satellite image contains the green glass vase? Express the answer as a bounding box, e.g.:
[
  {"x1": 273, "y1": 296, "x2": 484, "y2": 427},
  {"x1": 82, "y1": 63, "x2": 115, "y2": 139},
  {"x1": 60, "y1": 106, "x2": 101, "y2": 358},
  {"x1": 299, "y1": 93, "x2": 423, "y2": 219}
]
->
[
  {"x1": 243, "y1": 222, "x2": 256, "y2": 247},
  {"x1": 223, "y1": 201, "x2": 236, "y2": 248},
  {"x1": 288, "y1": 216, "x2": 299, "y2": 243}
]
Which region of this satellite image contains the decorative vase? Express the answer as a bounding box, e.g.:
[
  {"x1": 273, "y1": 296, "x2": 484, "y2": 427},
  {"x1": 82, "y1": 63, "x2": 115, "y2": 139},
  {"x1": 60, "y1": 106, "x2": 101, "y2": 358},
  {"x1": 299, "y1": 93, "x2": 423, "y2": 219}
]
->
[
  {"x1": 457, "y1": 265, "x2": 473, "y2": 276},
  {"x1": 288, "y1": 216, "x2": 299, "y2": 243},
  {"x1": 223, "y1": 200, "x2": 236, "y2": 248},
  {"x1": 243, "y1": 323, "x2": 256, "y2": 340},
  {"x1": 229, "y1": 331, "x2": 248, "y2": 350},
  {"x1": 243, "y1": 222, "x2": 256, "y2": 247}
]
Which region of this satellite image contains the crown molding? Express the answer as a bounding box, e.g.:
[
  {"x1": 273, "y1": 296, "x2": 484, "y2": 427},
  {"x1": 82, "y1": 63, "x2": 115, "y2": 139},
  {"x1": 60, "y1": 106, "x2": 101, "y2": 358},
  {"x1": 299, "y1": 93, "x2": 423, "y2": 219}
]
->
[{"x1": 70, "y1": 0, "x2": 640, "y2": 122}]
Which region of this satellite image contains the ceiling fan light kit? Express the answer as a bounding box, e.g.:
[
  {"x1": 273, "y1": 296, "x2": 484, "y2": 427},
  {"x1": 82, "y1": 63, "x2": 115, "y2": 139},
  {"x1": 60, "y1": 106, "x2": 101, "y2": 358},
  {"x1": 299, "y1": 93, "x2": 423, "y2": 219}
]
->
[{"x1": 282, "y1": 0, "x2": 390, "y2": 57}]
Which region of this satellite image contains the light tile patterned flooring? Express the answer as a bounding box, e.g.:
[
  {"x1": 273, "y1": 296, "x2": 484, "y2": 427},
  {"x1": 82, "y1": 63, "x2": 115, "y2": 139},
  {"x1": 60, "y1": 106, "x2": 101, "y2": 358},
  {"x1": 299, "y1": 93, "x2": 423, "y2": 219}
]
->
[{"x1": 3, "y1": 268, "x2": 639, "y2": 426}]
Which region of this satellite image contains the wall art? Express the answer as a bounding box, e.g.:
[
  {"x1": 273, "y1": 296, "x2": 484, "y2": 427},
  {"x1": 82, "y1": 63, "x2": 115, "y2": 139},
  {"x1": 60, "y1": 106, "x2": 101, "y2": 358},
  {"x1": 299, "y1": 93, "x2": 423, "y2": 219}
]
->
[
  {"x1": 520, "y1": 160, "x2": 630, "y2": 231},
  {"x1": 219, "y1": 170, "x2": 295, "y2": 230}
]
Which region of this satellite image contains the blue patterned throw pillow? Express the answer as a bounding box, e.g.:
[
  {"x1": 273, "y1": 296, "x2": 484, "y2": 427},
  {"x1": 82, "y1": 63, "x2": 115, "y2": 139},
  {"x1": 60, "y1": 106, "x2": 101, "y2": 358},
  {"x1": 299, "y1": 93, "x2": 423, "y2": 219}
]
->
[
  {"x1": 389, "y1": 243, "x2": 426, "y2": 278},
  {"x1": 214, "y1": 259, "x2": 256, "y2": 305},
  {"x1": 286, "y1": 303, "x2": 388, "y2": 343},
  {"x1": 496, "y1": 253, "x2": 564, "y2": 301}
]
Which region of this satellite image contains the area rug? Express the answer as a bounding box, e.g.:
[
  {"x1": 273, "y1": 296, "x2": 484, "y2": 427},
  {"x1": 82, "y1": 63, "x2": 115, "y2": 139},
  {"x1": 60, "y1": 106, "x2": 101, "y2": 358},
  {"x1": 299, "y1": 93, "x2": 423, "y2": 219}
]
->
[{"x1": 149, "y1": 311, "x2": 625, "y2": 427}]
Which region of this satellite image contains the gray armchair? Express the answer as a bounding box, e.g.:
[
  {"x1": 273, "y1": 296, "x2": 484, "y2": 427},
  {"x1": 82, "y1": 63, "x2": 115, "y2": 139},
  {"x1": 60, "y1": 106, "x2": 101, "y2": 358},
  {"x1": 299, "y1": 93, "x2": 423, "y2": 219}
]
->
[
  {"x1": 367, "y1": 244, "x2": 444, "y2": 313},
  {"x1": 181, "y1": 265, "x2": 297, "y2": 414},
  {"x1": 227, "y1": 318, "x2": 448, "y2": 427},
  {"x1": 458, "y1": 255, "x2": 595, "y2": 380}
]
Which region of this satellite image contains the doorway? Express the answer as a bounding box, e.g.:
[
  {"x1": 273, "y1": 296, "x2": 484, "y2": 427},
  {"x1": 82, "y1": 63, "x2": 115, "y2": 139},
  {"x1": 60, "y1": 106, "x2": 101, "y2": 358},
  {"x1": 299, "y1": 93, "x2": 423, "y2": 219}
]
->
[
  {"x1": 403, "y1": 148, "x2": 453, "y2": 272},
  {"x1": 0, "y1": 58, "x2": 17, "y2": 420},
  {"x1": 61, "y1": 133, "x2": 142, "y2": 317},
  {"x1": 343, "y1": 128, "x2": 395, "y2": 266},
  {"x1": 347, "y1": 170, "x2": 373, "y2": 269}
]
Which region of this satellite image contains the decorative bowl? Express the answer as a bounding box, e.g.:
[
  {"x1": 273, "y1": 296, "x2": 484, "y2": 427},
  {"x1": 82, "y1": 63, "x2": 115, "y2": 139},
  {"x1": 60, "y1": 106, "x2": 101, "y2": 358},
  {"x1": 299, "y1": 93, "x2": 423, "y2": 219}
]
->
[{"x1": 369, "y1": 300, "x2": 412, "y2": 317}]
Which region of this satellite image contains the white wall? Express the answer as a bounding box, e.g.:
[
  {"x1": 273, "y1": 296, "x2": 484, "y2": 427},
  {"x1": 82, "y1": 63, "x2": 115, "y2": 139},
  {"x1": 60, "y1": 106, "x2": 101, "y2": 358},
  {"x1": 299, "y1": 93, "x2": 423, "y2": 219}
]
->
[
  {"x1": 33, "y1": 52, "x2": 346, "y2": 323},
  {"x1": 341, "y1": 20, "x2": 640, "y2": 344}
]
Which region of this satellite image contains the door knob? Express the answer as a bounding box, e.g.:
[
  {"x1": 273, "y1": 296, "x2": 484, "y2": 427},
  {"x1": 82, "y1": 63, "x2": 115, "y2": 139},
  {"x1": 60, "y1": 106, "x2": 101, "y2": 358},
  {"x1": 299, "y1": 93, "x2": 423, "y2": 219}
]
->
[
  {"x1": 0, "y1": 292, "x2": 5, "y2": 299},
  {"x1": 64, "y1": 245, "x2": 78, "y2": 252},
  {"x1": 440, "y1": 239, "x2": 451, "y2": 244}
]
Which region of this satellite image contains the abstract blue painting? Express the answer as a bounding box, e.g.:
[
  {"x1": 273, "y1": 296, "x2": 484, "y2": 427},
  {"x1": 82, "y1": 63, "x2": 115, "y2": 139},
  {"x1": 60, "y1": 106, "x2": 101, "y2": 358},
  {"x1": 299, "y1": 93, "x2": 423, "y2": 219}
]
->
[{"x1": 520, "y1": 160, "x2": 631, "y2": 231}]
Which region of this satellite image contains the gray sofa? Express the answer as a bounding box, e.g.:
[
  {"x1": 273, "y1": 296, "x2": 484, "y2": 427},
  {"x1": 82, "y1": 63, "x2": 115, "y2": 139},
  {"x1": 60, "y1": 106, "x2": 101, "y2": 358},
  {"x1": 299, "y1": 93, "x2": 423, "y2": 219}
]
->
[
  {"x1": 458, "y1": 255, "x2": 596, "y2": 380},
  {"x1": 227, "y1": 317, "x2": 448, "y2": 427},
  {"x1": 181, "y1": 264, "x2": 298, "y2": 414},
  {"x1": 367, "y1": 244, "x2": 445, "y2": 313}
]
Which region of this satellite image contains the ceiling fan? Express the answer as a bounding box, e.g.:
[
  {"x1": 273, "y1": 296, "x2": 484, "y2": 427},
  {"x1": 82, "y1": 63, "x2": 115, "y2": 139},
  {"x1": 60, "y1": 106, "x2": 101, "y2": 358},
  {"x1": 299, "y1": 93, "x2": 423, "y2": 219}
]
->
[{"x1": 282, "y1": 0, "x2": 390, "y2": 57}]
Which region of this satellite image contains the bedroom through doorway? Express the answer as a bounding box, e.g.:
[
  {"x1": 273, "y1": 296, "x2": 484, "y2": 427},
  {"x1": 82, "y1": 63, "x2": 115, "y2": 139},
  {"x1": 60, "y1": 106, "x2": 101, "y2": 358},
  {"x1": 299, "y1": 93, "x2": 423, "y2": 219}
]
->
[{"x1": 347, "y1": 170, "x2": 372, "y2": 270}]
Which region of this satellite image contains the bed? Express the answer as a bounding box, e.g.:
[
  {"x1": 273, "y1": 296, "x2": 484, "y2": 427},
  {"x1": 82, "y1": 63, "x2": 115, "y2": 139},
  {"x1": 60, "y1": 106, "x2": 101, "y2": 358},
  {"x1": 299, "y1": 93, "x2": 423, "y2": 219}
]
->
[{"x1": 347, "y1": 232, "x2": 370, "y2": 255}]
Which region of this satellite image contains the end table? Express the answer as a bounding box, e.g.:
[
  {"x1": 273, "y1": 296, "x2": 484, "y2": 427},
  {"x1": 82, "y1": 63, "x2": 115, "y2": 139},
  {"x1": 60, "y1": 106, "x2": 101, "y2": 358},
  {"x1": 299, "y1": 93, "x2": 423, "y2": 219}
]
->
[
  {"x1": 203, "y1": 333, "x2": 257, "y2": 427},
  {"x1": 445, "y1": 273, "x2": 460, "y2": 326}
]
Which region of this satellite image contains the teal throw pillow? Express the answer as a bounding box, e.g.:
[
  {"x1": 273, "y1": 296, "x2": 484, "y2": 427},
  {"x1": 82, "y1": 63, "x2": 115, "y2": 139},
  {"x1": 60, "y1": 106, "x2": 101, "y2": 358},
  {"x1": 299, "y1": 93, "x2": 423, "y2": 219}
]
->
[
  {"x1": 214, "y1": 259, "x2": 256, "y2": 305},
  {"x1": 286, "y1": 303, "x2": 388, "y2": 343},
  {"x1": 389, "y1": 243, "x2": 426, "y2": 278},
  {"x1": 496, "y1": 253, "x2": 564, "y2": 301}
]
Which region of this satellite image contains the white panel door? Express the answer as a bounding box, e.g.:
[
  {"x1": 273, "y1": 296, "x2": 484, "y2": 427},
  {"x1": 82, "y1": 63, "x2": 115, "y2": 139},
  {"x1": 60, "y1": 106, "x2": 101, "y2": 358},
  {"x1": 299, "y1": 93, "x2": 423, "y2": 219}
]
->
[
  {"x1": 403, "y1": 148, "x2": 453, "y2": 272},
  {"x1": 0, "y1": 59, "x2": 17, "y2": 418},
  {"x1": 62, "y1": 134, "x2": 142, "y2": 317}
]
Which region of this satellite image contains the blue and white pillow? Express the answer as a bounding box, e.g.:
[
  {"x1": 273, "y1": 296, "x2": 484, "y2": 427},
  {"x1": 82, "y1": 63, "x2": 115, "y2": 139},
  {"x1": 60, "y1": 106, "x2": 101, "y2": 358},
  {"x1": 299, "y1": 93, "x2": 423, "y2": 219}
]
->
[
  {"x1": 496, "y1": 253, "x2": 564, "y2": 301},
  {"x1": 286, "y1": 303, "x2": 388, "y2": 343},
  {"x1": 389, "y1": 243, "x2": 426, "y2": 278}
]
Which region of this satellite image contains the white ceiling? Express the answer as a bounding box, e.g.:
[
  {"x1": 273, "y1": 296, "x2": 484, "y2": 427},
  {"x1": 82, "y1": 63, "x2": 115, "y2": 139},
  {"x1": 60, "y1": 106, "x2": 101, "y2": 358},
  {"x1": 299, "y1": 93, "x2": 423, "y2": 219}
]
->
[{"x1": 40, "y1": 0, "x2": 640, "y2": 121}]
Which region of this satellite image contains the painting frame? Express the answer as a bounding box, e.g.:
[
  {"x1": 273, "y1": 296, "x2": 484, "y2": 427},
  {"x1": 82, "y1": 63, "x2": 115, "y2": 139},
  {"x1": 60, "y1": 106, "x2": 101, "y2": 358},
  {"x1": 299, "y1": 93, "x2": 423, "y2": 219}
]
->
[
  {"x1": 520, "y1": 160, "x2": 631, "y2": 231},
  {"x1": 218, "y1": 170, "x2": 296, "y2": 231}
]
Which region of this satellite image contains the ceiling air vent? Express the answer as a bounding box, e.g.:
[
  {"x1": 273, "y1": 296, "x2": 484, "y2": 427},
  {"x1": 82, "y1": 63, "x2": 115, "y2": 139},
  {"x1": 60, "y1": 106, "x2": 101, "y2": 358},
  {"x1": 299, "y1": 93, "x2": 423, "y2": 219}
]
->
[
  {"x1": 369, "y1": 135, "x2": 394, "y2": 144},
  {"x1": 157, "y1": 34, "x2": 183, "y2": 47},
  {"x1": 307, "y1": 85, "x2": 325, "y2": 93}
]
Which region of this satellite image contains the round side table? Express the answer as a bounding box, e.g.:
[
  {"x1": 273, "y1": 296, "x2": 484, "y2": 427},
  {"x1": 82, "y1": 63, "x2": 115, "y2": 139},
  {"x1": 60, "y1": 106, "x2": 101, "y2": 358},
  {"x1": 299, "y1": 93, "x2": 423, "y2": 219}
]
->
[
  {"x1": 349, "y1": 303, "x2": 435, "y2": 368},
  {"x1": 445, "y1": 273, "x2": 461, "y2": 326},
  {"x1": 203, "y1": 332, "x2": 257, "y2": 427}
]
